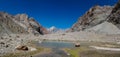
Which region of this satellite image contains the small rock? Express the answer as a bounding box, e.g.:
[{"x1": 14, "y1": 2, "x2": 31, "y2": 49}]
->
[
  {"x1": 1, "y1": 37, "x2": 4, "y2": 39},
  {"x1": 29, "y1": 47, "x2": 37, "y2": 51},
  {"x1": 0, "y1": 42, "x2": 5, "y2": 45},
  {"x1": 10, "y1": 39, "x2": 12, "y2": 41},
  {"x1": 9, "y1": 35, "x2": 11, "y2": 37},
  {"x1": 5, "y1": 45, "x2": 9, "y2": 48},
  {"x1": 16, "y1": 35, "x2": 20, "y2": 38}
]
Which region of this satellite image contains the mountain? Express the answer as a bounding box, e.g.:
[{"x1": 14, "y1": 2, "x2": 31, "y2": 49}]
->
[
  {"x1": 69, "y1": 5, "x2": 113, "y2": 32},
  {"x1": 107, "y1": 0, "x2": 120, "y2": 29},
  {"x1": 47, "y1": 26, "x2": 66, "y2": 33},
  {"x1": 47, "y1": 26, "x2": 57, "y2": 33},
  {"x1": 69, "y1": 0, "x2": 120, "y2": 34},
  {"x1": 0, "y1": 12, "x2": 27, "y2": 34},
  {"x1": 0, "y1": 12, "x2": 48, "y2": 35}
]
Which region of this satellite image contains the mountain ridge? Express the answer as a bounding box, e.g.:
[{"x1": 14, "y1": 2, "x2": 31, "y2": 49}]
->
[
  {"x1": 69, "y1": 1, "x2": 120, "y2": 34},
  {"x1": 0, "y1": 12, "x2": 48, "y2": 35}
]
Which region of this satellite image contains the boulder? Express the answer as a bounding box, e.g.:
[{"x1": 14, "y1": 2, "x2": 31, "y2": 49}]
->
[
  {"x1": 16, "y1": 45, "x2": 29, "y2": 51},
  {"x1": 75, "y1": 43, "x2": 80, "y2": 47}
]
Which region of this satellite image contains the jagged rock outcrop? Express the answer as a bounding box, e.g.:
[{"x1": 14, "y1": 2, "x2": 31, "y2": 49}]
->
[
  {"x1": 0, "y1": 12, "x2": 27, "y2": 34},
  {"x1": 107, "y1": 0, "x2": 120, "y2": 28},
  {"x1": 14, "y1": 14, "x2": 48, "y2": 35},
  {"x1": 69, "y1": 0, "x2": 120, "y2": 34},
  {"x1": 0, "y1": 12, "x2": 48, "y2": 35},
  {"x1": 69, "y1": 5, "x2": 113, "y2": 32}
]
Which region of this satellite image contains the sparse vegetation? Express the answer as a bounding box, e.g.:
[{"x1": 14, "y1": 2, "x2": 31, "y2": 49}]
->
[
  {"x1": 63, "y1": 42, "x2": 120, "y2": 57},
  {"x1": 80, "y1": 50, "x2": 120, "y2": 57},
  {"x1": 63, "y1": 47, "x2": 88, "y2": 57}
]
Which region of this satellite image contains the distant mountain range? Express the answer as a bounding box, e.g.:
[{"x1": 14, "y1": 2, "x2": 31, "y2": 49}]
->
[{"x1": 47, "y1": 26, "x2": 67, "y2": 33}]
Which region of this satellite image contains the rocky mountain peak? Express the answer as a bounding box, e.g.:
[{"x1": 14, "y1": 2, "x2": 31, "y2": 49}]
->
[
  {"x1": 69, "y1": 5, "x2": 112, "y2": 32},
  {"x1": 107, "y1": 0, "x2": 120, "y2": 28},
  {"x1": 0, "y1": 12, "x2": 27, "y2": 34},
  {"x1": 0, "y1": 12, "x2": 48, "y2": 35},
  {"x1": 15, "y1": 14, "x2": 28, "y2": 22}
]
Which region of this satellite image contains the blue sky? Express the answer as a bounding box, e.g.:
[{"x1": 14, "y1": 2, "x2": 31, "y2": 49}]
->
[{"x1": 0, "y1": 0, "x2": 118, "y2": 29}]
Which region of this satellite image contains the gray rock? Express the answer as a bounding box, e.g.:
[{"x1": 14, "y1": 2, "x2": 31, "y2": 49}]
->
[{"x1": 86, "y1": 22, "x2": 120, "y2": 34}]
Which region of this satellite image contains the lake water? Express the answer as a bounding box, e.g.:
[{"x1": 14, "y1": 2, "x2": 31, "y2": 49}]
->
[
  {"x1": 38, "y1": 41, "x2": 74, "y2": 48},
  {"x1": 35, "y1": 41, "x2": 74, "y2": 57}
]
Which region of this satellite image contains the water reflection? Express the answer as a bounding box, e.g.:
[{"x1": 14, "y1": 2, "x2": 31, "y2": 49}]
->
[{"x1": 35, "y1": 41, "x2": 74, "y2": 57}]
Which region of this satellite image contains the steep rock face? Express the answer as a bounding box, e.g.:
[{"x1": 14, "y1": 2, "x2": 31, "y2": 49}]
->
[
  {"x1": 0, "y1": 12, "x2": 27, "y2": 34},
  {"x1": 70, "y1": 5, "x2": 112, "y2": 32},
  {"x1": 107, "y1": 0, "x2": 120, "y2": 28},
  {"x1": 0, "y1": 12, "x2": 48, "y2": 35},
  {"x1": 14, "y1": 14, "x2": 48, "y2": 35}
]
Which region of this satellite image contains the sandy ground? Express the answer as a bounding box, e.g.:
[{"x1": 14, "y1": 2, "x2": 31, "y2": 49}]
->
[
  {"x1": 90, "y1": 46, "x2": 120, "y2": 51},
  {"x1": 38, "y1": 31, "x2": 120, "y2": 43}
]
